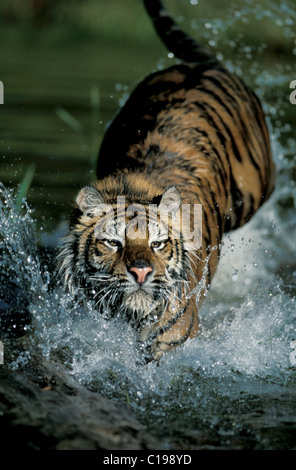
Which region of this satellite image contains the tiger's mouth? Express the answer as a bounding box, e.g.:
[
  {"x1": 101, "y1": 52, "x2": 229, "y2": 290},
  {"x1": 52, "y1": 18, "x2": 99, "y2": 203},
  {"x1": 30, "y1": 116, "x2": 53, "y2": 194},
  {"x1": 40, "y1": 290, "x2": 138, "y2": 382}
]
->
[
  {"x1": 87, "y1": 267, "x2": 175, "y2": 326},
  {"x1": 121, "y1": 288, "x2": 165, "y2": 325},
  {"x1": 123, "y1": 289, "x2": 155, "y2": 314}
]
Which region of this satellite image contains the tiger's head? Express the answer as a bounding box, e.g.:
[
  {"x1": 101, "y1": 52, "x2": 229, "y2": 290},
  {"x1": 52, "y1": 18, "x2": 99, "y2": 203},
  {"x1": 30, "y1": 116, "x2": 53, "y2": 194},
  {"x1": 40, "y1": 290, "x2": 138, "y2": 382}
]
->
[{"x1": 58, "y1": 175, "x2": 201, "y2": 330}]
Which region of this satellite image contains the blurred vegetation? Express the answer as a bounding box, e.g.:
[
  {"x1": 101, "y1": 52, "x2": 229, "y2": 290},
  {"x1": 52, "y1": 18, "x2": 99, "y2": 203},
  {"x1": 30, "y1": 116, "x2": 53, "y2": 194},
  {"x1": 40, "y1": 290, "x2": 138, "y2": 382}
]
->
[
  {"x1": 0, "y1": 0, "x2": 294, "y2": 53},
  {"x1": 0, "y1": 0, "x2": 295, "y2": 232}
]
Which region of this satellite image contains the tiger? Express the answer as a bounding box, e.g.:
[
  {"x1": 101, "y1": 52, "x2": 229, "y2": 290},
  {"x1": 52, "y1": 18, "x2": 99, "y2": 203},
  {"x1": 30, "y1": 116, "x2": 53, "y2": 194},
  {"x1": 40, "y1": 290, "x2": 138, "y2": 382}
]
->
[{"x1": 57, "y1": 0, "x2": 275, "y2": 362}]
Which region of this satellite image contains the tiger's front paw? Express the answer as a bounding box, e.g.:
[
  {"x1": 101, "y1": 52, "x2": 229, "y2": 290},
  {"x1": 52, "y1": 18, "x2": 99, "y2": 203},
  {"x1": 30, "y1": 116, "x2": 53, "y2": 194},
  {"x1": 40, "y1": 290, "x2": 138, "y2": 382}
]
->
[{"x1": 138, "y1": 337, "x2": 172, "y2": 363}]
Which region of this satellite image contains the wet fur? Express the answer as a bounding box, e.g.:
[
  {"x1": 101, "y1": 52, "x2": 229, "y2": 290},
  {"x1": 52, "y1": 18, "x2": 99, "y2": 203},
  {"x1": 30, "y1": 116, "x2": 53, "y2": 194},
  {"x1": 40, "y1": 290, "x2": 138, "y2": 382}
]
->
[{"x1": 58, "y1": 0, "x2": 275, "y2": 361}]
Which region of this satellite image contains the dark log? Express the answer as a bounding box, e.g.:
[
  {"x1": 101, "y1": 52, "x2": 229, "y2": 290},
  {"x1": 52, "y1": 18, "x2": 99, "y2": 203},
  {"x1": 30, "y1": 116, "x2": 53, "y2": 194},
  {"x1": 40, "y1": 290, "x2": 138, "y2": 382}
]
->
[{"x1": 0, "y1": 346, "x2": 163, "y2": 451}]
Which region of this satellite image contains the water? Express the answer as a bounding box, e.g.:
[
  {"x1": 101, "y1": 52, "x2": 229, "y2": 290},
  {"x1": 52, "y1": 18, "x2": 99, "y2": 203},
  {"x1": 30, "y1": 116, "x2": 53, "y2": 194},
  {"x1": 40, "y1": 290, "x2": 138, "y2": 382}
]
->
[
  {"x1": 1, "y1": 0, "x2": 296, "y2": 449},
  {"x1": 1, "y1": 172, "x2": 296, "y2": 447}
]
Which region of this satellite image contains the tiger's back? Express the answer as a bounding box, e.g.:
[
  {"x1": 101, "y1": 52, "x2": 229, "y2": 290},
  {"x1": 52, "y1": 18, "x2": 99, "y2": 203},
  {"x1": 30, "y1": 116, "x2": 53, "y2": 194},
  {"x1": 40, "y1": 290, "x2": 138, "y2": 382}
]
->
[
  {"x1": 58, "y1": 0, "x2": 275, "y2": 361},
  {"x1": 98, "y1": 61, "x2": 274, "y2": 231}
]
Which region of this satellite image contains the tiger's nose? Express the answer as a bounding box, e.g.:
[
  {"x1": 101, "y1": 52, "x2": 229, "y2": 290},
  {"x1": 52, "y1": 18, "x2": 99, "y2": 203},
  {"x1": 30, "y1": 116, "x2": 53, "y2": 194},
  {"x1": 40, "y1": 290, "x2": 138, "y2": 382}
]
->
[{"x1": 129, "y1": 265, "x2": 152, "y2": 285}]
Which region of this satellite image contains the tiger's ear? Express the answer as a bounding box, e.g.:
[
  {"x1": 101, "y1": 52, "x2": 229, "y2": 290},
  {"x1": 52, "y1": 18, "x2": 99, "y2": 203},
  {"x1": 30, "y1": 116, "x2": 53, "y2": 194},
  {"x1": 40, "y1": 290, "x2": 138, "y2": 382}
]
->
[
  {"x1": 76, "y1": 185, "x2": 104, "y2": 215},
  {"x1": 158, "y1": 185, "x2": 181, "y2": 214}
]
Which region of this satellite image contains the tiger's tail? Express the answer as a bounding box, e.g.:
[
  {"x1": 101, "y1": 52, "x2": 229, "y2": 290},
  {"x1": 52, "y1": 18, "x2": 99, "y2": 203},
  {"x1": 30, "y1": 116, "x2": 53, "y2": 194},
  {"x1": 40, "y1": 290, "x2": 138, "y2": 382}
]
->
[{"x1": 143, "y1": 0, "x2": 218, "y2": 65}]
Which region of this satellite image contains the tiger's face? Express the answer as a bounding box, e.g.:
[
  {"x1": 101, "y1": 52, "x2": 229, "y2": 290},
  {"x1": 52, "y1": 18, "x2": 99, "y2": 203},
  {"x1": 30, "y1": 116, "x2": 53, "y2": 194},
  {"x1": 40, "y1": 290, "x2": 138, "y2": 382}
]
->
[{"x1": 58, "y1": 181, "x2": 199, "y2": 329}]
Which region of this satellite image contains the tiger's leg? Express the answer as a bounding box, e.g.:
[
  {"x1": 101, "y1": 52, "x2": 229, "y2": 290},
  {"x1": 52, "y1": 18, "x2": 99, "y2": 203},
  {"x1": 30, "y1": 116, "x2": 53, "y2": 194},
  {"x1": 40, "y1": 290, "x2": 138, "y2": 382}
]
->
[{"x1": 139, "y1": 295, "x2": 199, "y2": 361}]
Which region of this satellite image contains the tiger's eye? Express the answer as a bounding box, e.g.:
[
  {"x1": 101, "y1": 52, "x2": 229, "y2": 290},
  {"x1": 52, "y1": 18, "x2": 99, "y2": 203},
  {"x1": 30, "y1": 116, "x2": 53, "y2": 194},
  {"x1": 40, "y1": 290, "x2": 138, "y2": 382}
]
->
[
  {"x1": 104, "y1": 239, "x2": 122, "y2": 249},
  {"x1": 151, "y1": 240, "x2": 165, "y2": 250}
]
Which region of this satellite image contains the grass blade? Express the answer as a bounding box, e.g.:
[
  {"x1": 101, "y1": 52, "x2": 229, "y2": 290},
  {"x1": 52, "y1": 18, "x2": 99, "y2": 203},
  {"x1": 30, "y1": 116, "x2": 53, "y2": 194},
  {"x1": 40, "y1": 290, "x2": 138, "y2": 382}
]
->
[
  {"x1": 15, "y1": 163, "x2": 36, "y2": 211},
  {"x1": 55, "y1": 106, "x2": 85, "y2": 136}
]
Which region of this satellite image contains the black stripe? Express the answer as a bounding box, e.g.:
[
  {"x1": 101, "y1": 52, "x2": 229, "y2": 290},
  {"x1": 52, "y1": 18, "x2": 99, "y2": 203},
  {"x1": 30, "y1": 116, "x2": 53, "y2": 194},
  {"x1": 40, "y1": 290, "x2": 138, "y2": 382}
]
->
[
  {"x1": 207, "y1": 72, "x2": 266, "y2": 178},
  {"x1": 195, "y1": 127, "x2": 229, "y2": 188},
  {"x1": 84, "y1": 230, "x2": 95, "y2": 267},
  {"x1": 206, "y1": 74, "x2": 240, "y2": 108},
  {"x1": 194, "y1": 101, "x2": 246, "y2": 227},
  {"x1": 202, "y1": 79, "x2": 238, "y2": 120},
  {"x1": 197, "y1": 98, "x2": 243, "y2": 163},
  {"x1": 71, "y1": 234, "x2": 79, "y2": 268}
]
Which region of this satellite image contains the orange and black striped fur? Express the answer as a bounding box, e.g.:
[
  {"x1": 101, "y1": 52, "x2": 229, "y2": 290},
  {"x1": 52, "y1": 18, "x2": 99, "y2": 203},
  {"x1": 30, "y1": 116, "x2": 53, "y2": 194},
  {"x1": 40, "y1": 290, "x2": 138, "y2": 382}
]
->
[{"x1": 58, "y1": 0, "x2": 275, "y2": 361}]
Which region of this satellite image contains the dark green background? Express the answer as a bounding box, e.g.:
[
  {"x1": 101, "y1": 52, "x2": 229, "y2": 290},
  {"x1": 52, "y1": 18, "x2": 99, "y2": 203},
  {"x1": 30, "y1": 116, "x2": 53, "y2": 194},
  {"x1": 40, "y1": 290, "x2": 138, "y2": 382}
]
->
[{"x1": 0, "y1": 0, "x2": 295, "y2": 233}]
